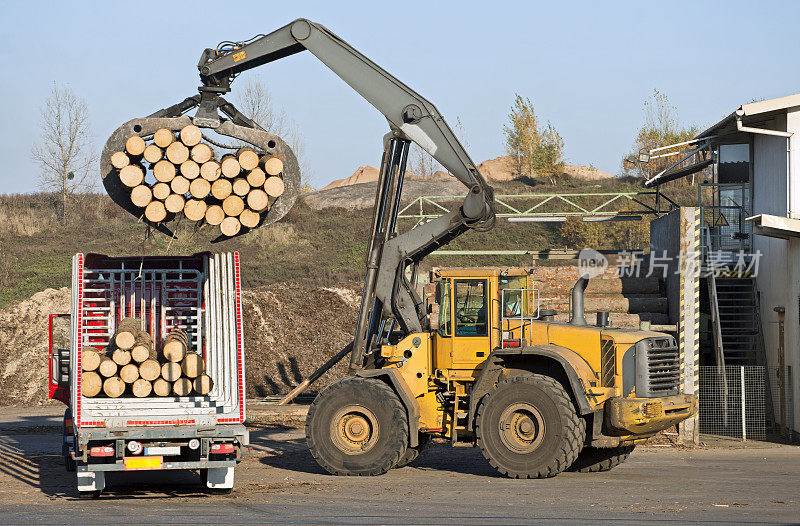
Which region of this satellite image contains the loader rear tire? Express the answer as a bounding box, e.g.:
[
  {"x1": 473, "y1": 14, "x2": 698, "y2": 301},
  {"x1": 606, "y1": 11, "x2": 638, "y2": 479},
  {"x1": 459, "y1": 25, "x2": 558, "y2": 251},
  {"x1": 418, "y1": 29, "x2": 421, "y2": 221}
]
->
[
  {"x1": 568, "y1": 444, "x2": 635, "y2": 473},
  {"x1": 476, "y1": 374, "x2": 585, "y2": 479},
  {"x1": 306, "y1": 377, "x2": 408, "y2": 476}
]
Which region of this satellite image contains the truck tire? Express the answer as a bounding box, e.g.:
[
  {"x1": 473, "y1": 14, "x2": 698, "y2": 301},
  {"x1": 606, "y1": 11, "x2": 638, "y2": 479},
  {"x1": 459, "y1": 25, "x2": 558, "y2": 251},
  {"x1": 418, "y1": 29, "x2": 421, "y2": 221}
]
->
[
  {"x1": 476, "y1": 374, "x2": 585, "y2": 479},
  {"x1": 306, "y1": 377, "x2": 408, "y2": 476},
  {"x1": 395, "y1": 433, "x2": 431, "y2": 468},
  {"x1": 568, "y1": 444, "x2": 635, "y2": 473}
]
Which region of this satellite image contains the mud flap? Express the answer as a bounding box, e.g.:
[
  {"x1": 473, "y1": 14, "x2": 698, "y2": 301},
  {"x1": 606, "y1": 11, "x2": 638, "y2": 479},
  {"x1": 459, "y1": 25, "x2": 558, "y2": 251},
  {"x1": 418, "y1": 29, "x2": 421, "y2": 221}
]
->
[
  {"x1": 76, "y1": 469, "x2": 105, "y2": 492},
  {"x1": 205, "y1": 467, "x2": 235, "y2": 489}
]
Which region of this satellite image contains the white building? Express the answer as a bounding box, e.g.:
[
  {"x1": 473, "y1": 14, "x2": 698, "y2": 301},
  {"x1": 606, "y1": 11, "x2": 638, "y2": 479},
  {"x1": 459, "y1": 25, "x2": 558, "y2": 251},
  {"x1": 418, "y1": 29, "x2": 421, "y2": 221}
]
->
[{"x1": 696, "y1": 94, "x2": 800, "y2": 436}]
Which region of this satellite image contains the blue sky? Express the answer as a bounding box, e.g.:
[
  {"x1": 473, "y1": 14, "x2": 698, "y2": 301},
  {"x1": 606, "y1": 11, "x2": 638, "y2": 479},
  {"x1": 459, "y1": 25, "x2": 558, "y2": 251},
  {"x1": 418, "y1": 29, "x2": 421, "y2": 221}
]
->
[{"x1": 1, "y1": 0, "x2": 798, "y2": 193}]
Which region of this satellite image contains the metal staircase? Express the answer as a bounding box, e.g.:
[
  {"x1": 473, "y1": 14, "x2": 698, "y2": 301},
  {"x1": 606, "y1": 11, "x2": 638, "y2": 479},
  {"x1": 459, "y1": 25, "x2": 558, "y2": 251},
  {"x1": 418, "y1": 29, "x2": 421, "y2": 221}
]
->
[{"x1": 714, "y1": 277, "x2": 761, "y2": 366}]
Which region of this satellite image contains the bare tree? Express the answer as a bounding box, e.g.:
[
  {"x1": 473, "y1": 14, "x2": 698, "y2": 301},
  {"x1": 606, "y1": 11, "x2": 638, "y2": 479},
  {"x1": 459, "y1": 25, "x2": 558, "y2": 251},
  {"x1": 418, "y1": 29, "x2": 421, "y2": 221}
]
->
[
  {"x1": 235, "y1": 79, "x2": 312, "y2": 189},
  {"x1": 31, "y1": 82, "x2": 95, "y2": 219}
]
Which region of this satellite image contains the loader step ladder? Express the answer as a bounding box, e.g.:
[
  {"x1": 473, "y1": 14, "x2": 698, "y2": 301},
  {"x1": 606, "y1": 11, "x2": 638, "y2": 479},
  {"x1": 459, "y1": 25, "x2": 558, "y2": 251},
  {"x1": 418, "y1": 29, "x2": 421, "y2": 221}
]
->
[{"x1": 450, "y1": 391, "x2": 471, "y2": 444}]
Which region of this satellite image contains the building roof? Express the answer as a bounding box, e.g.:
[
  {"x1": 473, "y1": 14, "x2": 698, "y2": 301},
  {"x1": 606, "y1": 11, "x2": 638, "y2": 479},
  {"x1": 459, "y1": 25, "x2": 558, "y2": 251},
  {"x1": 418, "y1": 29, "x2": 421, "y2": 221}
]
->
[{"x1": 697, "y1": 93, "x2": 800, "y2": 141}]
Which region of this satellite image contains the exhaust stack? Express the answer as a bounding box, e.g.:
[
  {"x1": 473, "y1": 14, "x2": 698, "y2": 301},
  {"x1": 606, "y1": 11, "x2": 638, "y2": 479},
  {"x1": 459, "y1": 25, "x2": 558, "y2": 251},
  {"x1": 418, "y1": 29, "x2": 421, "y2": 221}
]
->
[{"x1": 569, "y1": 275, "x2": 590, "y2": 326}]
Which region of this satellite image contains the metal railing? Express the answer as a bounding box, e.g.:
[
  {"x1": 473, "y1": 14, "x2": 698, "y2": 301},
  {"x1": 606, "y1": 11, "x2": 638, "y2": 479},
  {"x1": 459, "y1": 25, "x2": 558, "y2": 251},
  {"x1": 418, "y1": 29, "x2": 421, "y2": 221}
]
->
[
  {"x1": 398, "y1": 191, "x2": 678, "y2": 222},
  {"x1": 498, "y1": 287, "x2": 541, "y2": 349}
]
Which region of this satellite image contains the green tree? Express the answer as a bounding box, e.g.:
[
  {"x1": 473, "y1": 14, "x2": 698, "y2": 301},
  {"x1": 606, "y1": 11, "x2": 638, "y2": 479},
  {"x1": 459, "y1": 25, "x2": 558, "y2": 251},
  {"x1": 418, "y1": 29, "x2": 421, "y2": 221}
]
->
[
  {"x1": 503, "y1": 94, "x2": 565, "y2": 184},
  {"x1": 623, "y1": 89, "x2": 700, "y2": 182}
]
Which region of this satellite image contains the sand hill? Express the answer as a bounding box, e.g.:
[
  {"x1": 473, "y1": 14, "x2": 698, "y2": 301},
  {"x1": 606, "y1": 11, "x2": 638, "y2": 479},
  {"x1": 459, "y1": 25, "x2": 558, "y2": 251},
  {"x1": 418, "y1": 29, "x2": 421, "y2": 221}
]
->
[{"x1": 322, "y1": 155, "x2": 612, "y2": 190}]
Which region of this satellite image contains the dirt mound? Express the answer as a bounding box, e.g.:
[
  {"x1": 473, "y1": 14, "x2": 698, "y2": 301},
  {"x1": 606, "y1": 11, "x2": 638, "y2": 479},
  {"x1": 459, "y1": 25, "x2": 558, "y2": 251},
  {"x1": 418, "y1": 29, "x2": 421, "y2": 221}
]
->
[
  {"x1": 477, "y1": 155, "x2": 613, "y2": 181},
  {"x1": 0, "y1": 288, "x2": 70, "y2": 406},
  {"x1": 302, "y1": 178, "x2": 465, "y2": 210},
  {"x1": 242, "y1": 283, "x2": 360, "y2": 398},
  {"x1": 322, "y1": 166, "x2": 380, "y2": 190}
]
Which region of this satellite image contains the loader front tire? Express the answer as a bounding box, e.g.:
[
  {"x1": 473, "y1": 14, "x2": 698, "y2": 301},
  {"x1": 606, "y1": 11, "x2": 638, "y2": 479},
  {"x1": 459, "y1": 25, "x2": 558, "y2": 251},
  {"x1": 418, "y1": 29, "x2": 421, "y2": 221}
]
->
[
  {"x1": 306, "y1": 377, "x2": 408, "y2": 476},
  {"x1": 395, "y1": 433, "x2": 431, "y2": 468},
  {"x1": 476, "y1": 374, "x2": 585, "y2": 478},
  {"x1": 568, "y1": 444, "x2": 635, "y2": 473}
]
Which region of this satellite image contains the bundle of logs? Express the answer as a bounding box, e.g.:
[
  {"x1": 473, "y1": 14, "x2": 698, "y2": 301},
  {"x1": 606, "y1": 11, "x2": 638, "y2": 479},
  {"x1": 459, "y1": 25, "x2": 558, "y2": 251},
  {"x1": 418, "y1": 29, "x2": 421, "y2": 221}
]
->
[
  {"x1": 110, "y1": 125, "x2": 286, "y2": 237},
  {"x1": 80, "y1": 318, "x2": 214, "y2": 398}
]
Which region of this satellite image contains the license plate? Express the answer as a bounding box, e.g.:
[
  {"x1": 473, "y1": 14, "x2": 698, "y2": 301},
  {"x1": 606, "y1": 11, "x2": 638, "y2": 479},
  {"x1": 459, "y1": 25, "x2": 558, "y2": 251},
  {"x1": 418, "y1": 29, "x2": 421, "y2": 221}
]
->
[
  {"x1": 144, "y1": 446, "x2": 181, "y2": 456},
  {"x1": 124, "y1": 456, "x2": 163, "y2": 471}
]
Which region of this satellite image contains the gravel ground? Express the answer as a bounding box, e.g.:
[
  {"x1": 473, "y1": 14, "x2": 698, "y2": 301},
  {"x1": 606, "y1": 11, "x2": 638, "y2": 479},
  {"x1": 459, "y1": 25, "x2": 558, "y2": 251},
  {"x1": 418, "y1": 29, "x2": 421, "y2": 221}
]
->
[{"x1": 0, "y1": 407, "x2": 798, "y2": 525}]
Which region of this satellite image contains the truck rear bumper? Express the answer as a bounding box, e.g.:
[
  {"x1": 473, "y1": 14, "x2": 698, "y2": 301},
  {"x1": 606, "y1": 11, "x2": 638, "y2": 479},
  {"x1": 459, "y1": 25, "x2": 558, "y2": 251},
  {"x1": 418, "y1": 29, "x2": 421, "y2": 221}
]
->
[
  {"x1": 606, "y1": 394, "x2": 697, "y2": 436},
  {"x1": 80, "y1": 459, "x2": 237, "y2": 472}
]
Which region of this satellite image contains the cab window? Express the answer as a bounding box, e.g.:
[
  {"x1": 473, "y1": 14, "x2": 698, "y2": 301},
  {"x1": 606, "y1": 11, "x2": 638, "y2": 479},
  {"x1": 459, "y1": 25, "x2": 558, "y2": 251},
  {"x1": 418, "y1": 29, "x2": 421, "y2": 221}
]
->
[
  {"x1": 454, "y1": 279, "x2": 488, "y2": 337},
  {"x1": 499, "y1": 275, "x2": 526, "y2": 317},
  {"x1": 436, "y1": 280, "x2": 451, "y2": 337}
]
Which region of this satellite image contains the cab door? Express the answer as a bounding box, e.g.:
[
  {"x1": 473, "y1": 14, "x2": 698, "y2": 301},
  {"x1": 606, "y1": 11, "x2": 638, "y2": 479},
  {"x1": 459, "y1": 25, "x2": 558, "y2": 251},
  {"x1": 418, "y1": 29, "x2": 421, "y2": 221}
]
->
[{"x1": 451, "y1": 279, "x2": 492, "y2": 368}]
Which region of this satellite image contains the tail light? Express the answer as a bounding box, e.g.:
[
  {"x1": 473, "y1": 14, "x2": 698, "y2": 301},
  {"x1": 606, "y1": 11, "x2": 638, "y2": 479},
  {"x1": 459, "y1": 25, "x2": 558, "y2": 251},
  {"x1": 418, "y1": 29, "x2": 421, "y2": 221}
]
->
[
  {"x1": 210, "y1": 443, "x2": 235, "y2": 454},
  {"x1": 89, "y1": 446, "x2": 115, "y2": 457}
]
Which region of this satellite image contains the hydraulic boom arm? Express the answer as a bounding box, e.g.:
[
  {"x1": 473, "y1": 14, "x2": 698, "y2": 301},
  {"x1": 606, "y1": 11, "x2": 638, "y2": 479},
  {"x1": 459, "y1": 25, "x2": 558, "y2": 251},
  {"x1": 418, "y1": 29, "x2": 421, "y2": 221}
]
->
[{"x1": 198, "y1": 19, "x2": 495, "y2": 371}]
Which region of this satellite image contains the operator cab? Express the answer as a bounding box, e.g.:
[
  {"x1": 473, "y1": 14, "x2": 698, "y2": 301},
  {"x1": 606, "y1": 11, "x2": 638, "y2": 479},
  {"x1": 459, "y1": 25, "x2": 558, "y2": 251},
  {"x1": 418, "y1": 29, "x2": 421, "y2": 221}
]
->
[{"x1": 430, "y1": 267, "x2": 537, "y2": 370}]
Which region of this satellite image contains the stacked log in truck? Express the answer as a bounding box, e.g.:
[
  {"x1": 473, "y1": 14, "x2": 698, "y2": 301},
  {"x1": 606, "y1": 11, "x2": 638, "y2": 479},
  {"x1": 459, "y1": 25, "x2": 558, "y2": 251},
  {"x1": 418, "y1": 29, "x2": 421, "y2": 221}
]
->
[{"x1": 81, "y1": 319, "x2": 214, "y2": 399}]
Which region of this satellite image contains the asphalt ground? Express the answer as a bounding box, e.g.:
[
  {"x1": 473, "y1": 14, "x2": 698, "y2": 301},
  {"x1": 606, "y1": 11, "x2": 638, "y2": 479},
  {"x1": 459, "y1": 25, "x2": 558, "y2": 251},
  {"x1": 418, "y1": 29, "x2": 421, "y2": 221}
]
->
[{"x1": 0, "y1": 406, "x2": 798, "y2": 525}]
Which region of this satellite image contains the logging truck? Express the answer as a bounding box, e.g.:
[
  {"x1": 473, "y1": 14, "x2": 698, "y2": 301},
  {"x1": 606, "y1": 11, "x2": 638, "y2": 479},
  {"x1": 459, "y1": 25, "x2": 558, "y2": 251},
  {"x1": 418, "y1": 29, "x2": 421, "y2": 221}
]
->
[{"x1": 48, "y1": 252, "x2": 248, "y2": 496}]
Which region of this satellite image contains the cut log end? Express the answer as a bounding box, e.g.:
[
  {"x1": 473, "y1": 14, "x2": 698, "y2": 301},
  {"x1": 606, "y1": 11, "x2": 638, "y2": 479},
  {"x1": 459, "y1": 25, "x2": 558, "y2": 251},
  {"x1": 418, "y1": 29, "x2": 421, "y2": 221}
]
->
[
  {"x1": 170, "y1": 175, "x2": 190, "y2": 195},
  {"x1": 119, "y1": 164, "x2": 144, "y2": 188},
  {"x1": 194, "y1": 374, "x2": 214, "y2": 395},
  {"x1": 173, "y1": 378, "x2": 193, "y2": 397},
  {"x1": 111, "y1": 151, "x2": 130, "y2": 169},
  {"x1": 220, "y1": 216, "x2": 242, "y2": 237},
  {"x1": 239, "y1": 209, "x2": 261, "y2": 228},
  {"x1": 130, "y1": 185, "x2": 153, "y2": 208},
  {"x1": 181, "y1": 352, "x2": 205, "y2": 378},
  {"x1": 112, "y1": 348, "x2": 132, "y2": 366},
  {"x1": 125, "y1": 136, "x2": 146, "y2": 156},
  {"x1": 180, "y1": 125, "x2": 203, "y2": 147},
  {"x1": 152, "y1": 182, "x2": 171, "y2": 200},
  {"x1": 211, "y1": 179, "x2": 233, "y2": 200},
  {"x1": 153, "y1": 160, "x2": 176, "y2": 183},
  {"x1": 191, "y1": 143, "x2": 213, "y2": 164},
  {"x1": 200, "y1": 160, "x2": 221, "y2": 181},
  {"x1": 165, "y1": 193, "x2": 186, "y2": 213},
  {"x1": 238, "y1": 148, "x2": 260, "y2": 171},
  {"x1": 166, "y1": 142, "x2": 190, "y2": 165},
  {"x1": 145, "y1": 201, "x2": 167, "y2": 223},
  {"x1": 153, "y1": 378, "x2": 172, "y2": 397},
  {"x1": 153, "y1": 128, "x2": 175, "y2": 148},
  {"x1": 246, "y1": 189, "x2": 269, "y2": 211},
  {"x1": 264, "y1": 176, "x2": 285, "y2": 197},
  {"x1": 98, "y1": 358, "x2": 118, "y2": 378},
  {"x1": 189, "y1": 178, "x2": 211, "y2": 200},
  {"x1": 232, "y1": 178, "x2": 250, "y2": 197},
  {"x1": 143, "y1": 144, "x2": 163, "y2": 164},
  {"x1": 103, "y1": 377, "x2": 126, "y2": 398},
  {"x1": 222, "y1": 195, "x2": 245, "y2": 217},
  {"x1": 139, "y1": 359, "x2": 161, "y2": 382},
  {"x1": 161, "y1": 361, "x2": 182, "y2": 382},
  {"x1": 246, "y1": 168, "x2": 266, "y2": 187},
  {"x1": 184, "y1": 198, "x2": 208, "y2": 221},
  {"x1": 120, "y1": 363, "x2": 140, "y2": 384},
  {"x1": 82, "y1": 348, "x2": 101, "y2": 372},
  {"x1": 263, "y1": 156, "x2": 284, "y2": 176},
  {"x1": 132, "y1": 378, "x2": 153, "y2": 398},
  {"x1": 205, "y1": 205, "x2": 225, "y2": 226},
  {"x1": 220, "y1": 155, "x2": 241, "y2": 178},
  {"x1": 82, "y1": 372, "x2": 102, "y2": 397},
  {"x1": 180, "y1": 160, "x2": 200, "y2": 180}
]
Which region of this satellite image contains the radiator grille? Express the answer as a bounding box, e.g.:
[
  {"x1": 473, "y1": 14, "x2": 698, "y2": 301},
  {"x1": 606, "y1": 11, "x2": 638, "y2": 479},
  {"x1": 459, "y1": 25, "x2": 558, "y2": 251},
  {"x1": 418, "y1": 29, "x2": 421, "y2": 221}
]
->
[
  {"x1": 600, "y1": 338, "x2": 615, "y2": 387},
  {"x1": 640, "y1": 337, "x2": 680, "y2": 396}
]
